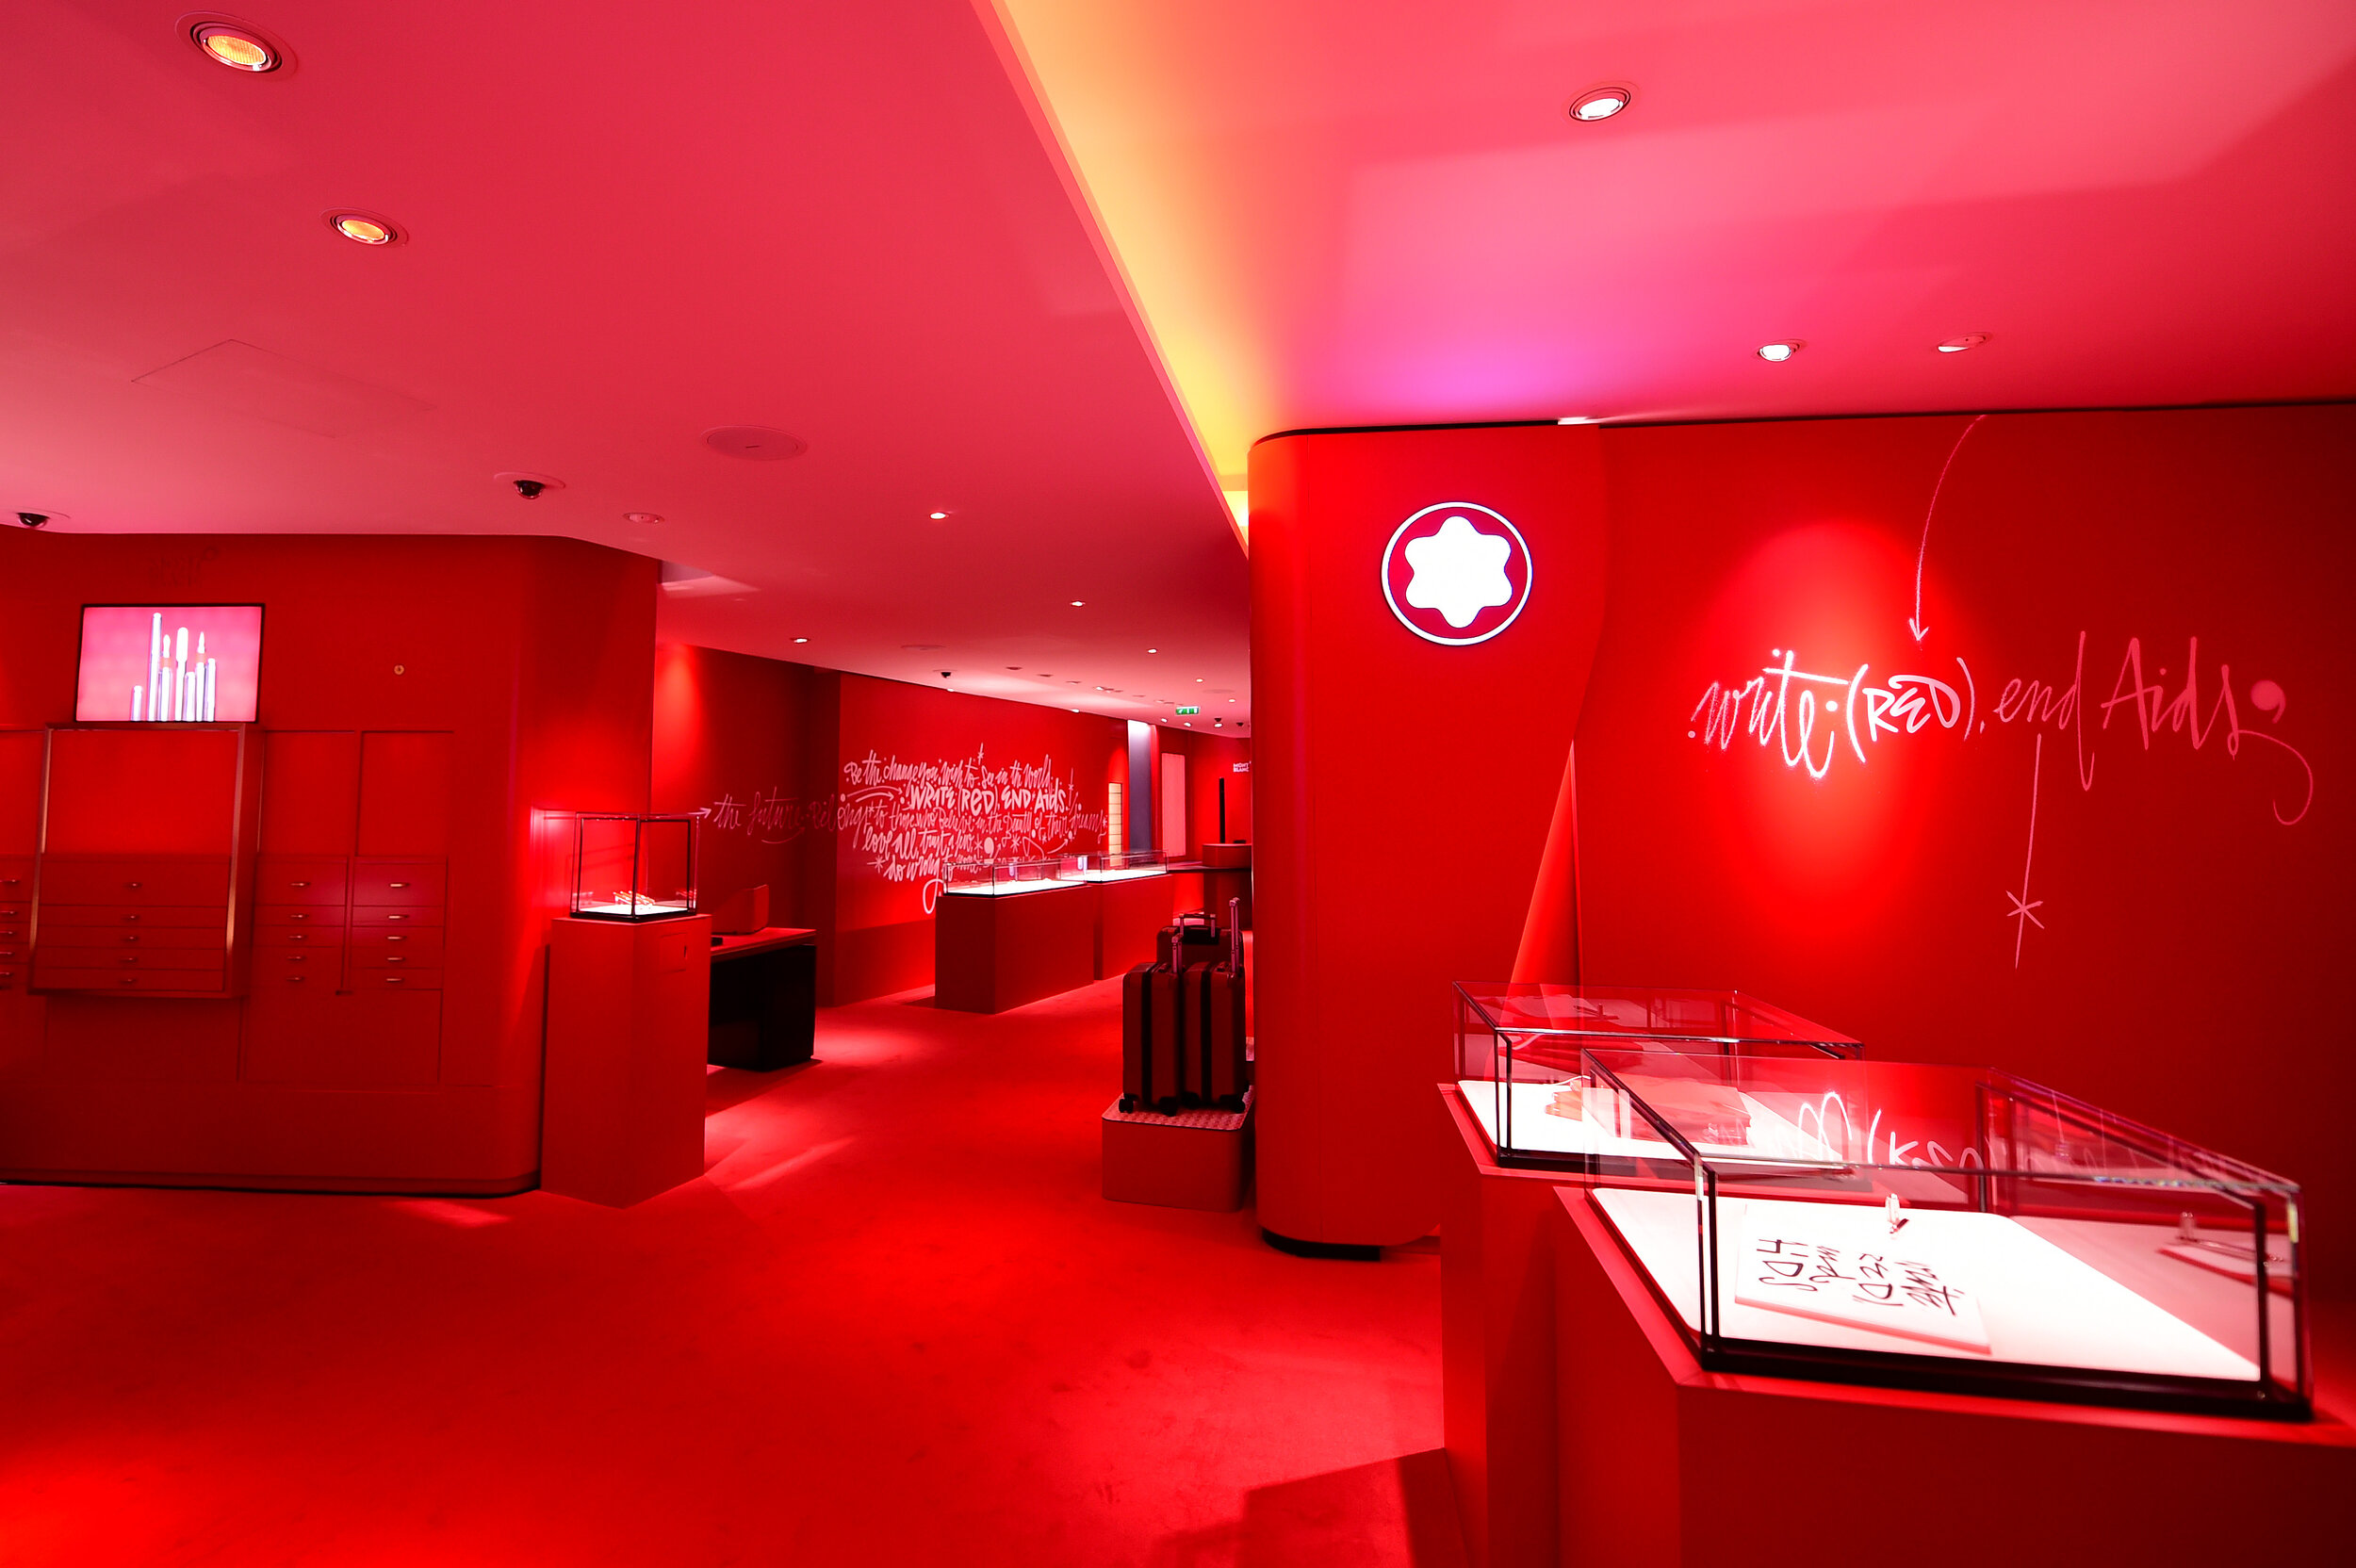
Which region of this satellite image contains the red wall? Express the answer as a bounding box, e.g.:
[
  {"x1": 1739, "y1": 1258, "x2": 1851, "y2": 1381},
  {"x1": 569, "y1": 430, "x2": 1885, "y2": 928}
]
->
[
  {"x1": 1245, "y1": 404, "x2": 2356, "y2": 1289},
  {"x1": 1151, "y1": 727, "x2": 1252, "y2": 858},
  {"x1": 649, "y1": 654, "x2": 1125, "y2": 1004},
  {"x1": 0, "y1": 530, "x2": 656, "y2": 1189},
  {"x1": 1575, "y1": 404, "x2": 2356, "y2": 1293},
  {"x1": 1250, "y1": 425, "x2": 1612, "y2": 1247},
  {"x1": 651, "y1": 644, "x2": 838, "y2": 941}
]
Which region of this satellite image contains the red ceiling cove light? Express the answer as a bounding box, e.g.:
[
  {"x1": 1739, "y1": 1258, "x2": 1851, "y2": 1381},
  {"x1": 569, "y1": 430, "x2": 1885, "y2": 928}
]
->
[
  {"x1": 327, "y1": 211, "x2": 400, "y2": 246},
  {"x1": 1757, "y1": 340, "x2": 1805, "y2": 363},
  {"x1": 1568, "y1": 85, "x2": 1632, "y2": 122},
  {"x1": 1937, "y1": 334, "x2": 1992, "y2": 353},
  {"x1": 188, "y1": 18, "x2": 285, "y2": 73}
]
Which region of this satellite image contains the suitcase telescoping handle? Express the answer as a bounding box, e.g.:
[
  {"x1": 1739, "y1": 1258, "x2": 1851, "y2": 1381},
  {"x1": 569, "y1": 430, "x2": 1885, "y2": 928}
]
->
[{"x1": 1227, "y1": 896, "x2": 1242, "y2": 972}]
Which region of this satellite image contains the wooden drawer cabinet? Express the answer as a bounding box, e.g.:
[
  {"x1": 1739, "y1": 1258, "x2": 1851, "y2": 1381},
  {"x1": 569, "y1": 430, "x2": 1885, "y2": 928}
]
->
[
  {"x1": 38, "y1": 923, "x2": 225, "y2": 950},
  {"x1": 34, "y1": 968, "x2": 228, "y2": 994},
  {"x1": 38, "y1": 856, "x2": 231, "y2": 906},
  {"x1": 351, "y1": 968, "x2": 441, "y2": 991},
  {"x1": 256, "y1": 906, "x2": 341, "y2": 929},
  {"x1": 253, "y1": 925, "x2": 344, "y2": 952},
  {"x1": 38, "y1": 947, "x2": 225, "y2": 975},
  {"x1": 254, "y1": 857, "x2": 350, "y2": 906},
  {"x1": 39, "y1": 903, "x2": 227, "y2": 929},
  {"x1": 352, "y1": 860, "x2": 445, "y2": 906},
  {"x1": 352, "y1": 906, "x2": 443, "y2": 931},
  {"x1": 349, "y1": 928, "x2": 443, "y2": 963}
]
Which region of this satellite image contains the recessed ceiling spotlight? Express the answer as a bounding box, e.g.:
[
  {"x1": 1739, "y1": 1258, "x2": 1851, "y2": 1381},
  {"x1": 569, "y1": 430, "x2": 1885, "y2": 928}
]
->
[
  {"x1": 1757, "y1": 340, "x2": 1805, "y2": 363},
  {"x1": 928, "y1": 511, "x2": 948, "y2": 519},
  {"x1": 1936, "y1": 334, "x2": 1991, "y2": 353},
  {"x1": 624, "y1": 512, "x2": 663, "y2": 526},
  {"x1": 189, "y1": 18, "x2": 286, "y2": 73},
  {"x1": 1147, "y1": 647, "x2": 1158, "y2": 653},
  {"x1": 1556, "y1": 416, "x2": 1596, "y2": 425},
  {"x1": 1568, "y1": 86, "x2": 1632, "y2": 122},
  {"x1": 1070, "y1": 600, "x2": 1085, "y2": 607},
  {"x1": 703, "y1": 425, "x2": 807, "y2": 461},
  {"x1": 327, "y1": 211, "x2": 401, "y2": 246},
  {"x1": 794, "y1": 637, "x2": 809, "y2": 644}
]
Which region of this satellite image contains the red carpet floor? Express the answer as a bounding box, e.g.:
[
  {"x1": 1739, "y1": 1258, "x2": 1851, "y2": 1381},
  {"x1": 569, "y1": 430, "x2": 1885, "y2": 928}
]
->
[{"x1": 0, "y1": 972, "x2": 1462, "y2": 1566}]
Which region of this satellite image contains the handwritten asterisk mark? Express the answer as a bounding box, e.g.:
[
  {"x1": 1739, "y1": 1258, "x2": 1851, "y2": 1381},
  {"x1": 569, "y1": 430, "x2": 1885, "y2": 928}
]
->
[{"x1": 2007, "y1": 734, "x2": 2046, "y2": 969}]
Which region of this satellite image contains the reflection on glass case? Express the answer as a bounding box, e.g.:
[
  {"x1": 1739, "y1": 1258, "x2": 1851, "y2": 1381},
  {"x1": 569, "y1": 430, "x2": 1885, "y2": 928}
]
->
[
  {"x1": 941, "y1": 857, "x2": 1080, "y2": 896},
  {"x1": 571, "y1": 812, "x2": 699, "y2": 921},
  {"x1": 1576, "y1": 1050, "x2": 2308, "y2": 1417},
  {"x1": 1062, "y1": 849, "x2": 1169, "y2": 882},
  {"x1": 1454, "y1": 984, "x2": 1860, "y2": 1169}
]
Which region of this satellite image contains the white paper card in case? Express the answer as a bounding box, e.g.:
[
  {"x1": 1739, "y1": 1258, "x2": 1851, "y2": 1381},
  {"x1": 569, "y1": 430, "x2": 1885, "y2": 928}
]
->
[{"x1": 1733, "y1": 1208, "x2": 1992, "y2": 1352}]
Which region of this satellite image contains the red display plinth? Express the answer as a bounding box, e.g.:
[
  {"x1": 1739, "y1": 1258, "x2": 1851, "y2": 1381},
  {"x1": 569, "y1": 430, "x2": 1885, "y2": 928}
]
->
[
  {"x1": 1092, "y1": 874, "x2": 1175, "y2": 979},
  {"x1": 932, "y1": 885, "x2": 1094, "y2": 1012},
  {"x1": 1440, "y1": 1084, "x2": 1583, "y2": 1568},
  {"x1": 1102, "y1": 1091, "x2": 1252, "y2": 1212},
  {"x1": 1550, "y1": 1184, "x2": 2356, "y2": 1568},
  {"x1": 542, "y1": 915, "x2": 711, "y2": 1206},
  {"x1": 1199, "y1": 865, "x2": 1251, "y2": 929}
]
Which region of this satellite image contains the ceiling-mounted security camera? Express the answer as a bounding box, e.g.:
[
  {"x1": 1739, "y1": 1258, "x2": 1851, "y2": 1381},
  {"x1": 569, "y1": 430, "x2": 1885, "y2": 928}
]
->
[
  {"x1": 17, "y1": 512, "x2": 51, "y2": 528},
  {"x1": 940, "y1": 670, "x2": 953, "y2": 680},
  {"x1": 493, "y1": 470, "x2": 565, "y2": 501}
]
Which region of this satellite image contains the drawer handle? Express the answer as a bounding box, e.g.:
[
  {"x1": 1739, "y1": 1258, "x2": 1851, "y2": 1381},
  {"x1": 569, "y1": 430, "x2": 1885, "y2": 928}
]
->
[
  {"x1": 385, "y1": 956, "x2": 404, "y2": 965},
  {"x1": 119, "y1": 976, "x2": 136, "y2": 986},
  {"x1": 384, "y1": 976, "x2": 405, "y2": 985},
  {"x1": 386, "y1": 935, "x2": 406, "y2": 943},
  {"x1": 290, "y1": 880, "x2": 309, "y2": 889},
  {"x1": 389, "y1": 881, "x2": 409, "y2": 889},
  {"x1": 122, "y1": 935, "x2": 139, "y2": 944},
  {"x1": 124, "y1": 914, "x2": 140, "y2": 923},
  {"x1": 290, "y1": 913, "x2": 307, "y2": 922},
  {"x1": 288, "y1": 954, "x2": 307, "y2": 963},
  {"x1": 386, "y1": 914, "x2": 408, "y2": 922},
  {"x1": 286, "y1": 974, "x2": 305, "y2": 984}
]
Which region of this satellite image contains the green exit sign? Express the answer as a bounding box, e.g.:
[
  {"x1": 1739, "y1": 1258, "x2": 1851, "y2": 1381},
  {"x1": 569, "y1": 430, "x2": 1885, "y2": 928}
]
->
[{"x1": 1174, "y1": 705, "x2": 1201, "y2": 715}]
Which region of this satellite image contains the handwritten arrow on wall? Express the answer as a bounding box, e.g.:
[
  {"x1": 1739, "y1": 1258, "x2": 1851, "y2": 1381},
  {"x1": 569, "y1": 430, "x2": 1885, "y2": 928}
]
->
[{"x1": 1910, "y1": 414, "x2": 1988, "y2": 643}]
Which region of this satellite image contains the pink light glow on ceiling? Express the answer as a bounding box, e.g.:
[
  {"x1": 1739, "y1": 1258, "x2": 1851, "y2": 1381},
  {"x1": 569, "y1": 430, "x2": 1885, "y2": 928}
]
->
[{"x1": 987, "y1": 0, "x2": 2356, "y2": 477}]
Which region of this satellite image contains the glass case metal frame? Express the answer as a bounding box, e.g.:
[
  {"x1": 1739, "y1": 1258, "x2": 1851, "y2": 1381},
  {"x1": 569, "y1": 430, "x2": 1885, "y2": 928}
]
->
[
  {"x1": 1577, "y1": 1049, "x2": 2309, "y2": 1418},
  {"x1": 1453, "y1": 983, "x2": 1861, "y2": 1171},
  {"x1": 940, "y1": 857, "x2": 1081, "y2": 896},
  {"x1": 570, "y1": 811, "x2": 700, "y2": 922}
]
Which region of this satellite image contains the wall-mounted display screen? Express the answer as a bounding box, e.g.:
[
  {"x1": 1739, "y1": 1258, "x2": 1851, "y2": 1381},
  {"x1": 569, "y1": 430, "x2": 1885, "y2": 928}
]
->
[{"x1": 75, "y1": 604, "x2": 264, "y2": 723}]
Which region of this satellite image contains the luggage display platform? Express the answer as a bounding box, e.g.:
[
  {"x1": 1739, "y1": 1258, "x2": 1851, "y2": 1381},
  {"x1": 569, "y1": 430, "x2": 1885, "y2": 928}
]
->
[{"x1": 1102, "y1": 1089, "x2": 1253, "y2": 1212}]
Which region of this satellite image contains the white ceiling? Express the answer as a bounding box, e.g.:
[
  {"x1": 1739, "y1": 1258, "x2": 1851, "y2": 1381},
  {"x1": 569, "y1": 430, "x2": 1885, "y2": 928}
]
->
[{"x1": 0, "y1": 0, "x2": 1250, "y2": 729}]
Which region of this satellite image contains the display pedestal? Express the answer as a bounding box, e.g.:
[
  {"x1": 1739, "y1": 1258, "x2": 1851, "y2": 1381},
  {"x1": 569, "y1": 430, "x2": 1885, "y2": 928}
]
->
[
  {"x1": 1551, "y1": 1186, "x2": 2356, "y2": 1567},
  {"x1": 1198, "y1": 843, "x2": 1252, "y2": 928},
  {"x1": 708, "y1": 926, "x2": 817, "y2": 1070},
  {"x1": 933, "y1": 886, "x2": 1094, "y2": 1013},
  {"x1": 543, "y1": 915, "x2": 711, "y2": 1206},
  {"x1": 1092, "y1": 874, "x2": 1174, "y2": 978},
  {"x1": 1102, "y1": 1090, "x2": 1252, "y2": 1211},
  {"x1": 1440, "y1": 1083, "x2": 1583, "y2": 1568}
]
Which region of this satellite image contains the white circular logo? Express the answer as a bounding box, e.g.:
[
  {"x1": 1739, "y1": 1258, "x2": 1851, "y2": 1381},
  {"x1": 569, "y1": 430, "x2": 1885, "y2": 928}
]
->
[{"x1": 1380, "y1": 501, "x2": 1533, "y2": 645}]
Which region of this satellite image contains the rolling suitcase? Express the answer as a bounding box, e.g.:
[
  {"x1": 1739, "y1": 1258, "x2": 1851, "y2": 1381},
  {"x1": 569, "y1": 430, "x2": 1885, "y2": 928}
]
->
[
  {"x1": 1120, "y1": 961, "x2": 1155, "y2": 1113},
  {"x1": 1158, "y1": 911, "x2": 1220, "y2": 971},
  {"x1": 1199, "y1": 897, "x2": 1248, "y2": 1108}
]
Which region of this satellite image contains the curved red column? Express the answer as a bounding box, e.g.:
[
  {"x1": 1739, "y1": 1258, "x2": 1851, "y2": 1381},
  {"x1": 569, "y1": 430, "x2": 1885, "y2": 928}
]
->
[{"x1": 1248, "y1": 425, "x2": 1608, "y2": 1247}]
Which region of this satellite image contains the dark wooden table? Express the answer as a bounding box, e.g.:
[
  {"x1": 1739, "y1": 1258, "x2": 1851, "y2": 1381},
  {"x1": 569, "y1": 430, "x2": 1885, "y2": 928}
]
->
[{"x1": 708, "y1": 926, "x2": 818, "y2": 1070}]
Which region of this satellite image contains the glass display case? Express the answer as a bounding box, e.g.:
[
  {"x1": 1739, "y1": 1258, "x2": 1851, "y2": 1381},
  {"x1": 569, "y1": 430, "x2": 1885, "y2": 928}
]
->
[
  {"x1": 1454, "y1": 983, "x2": 1860, "y2": 1169},
  {"x1": 941, "y1": 857, "x2": 1080, "y2": 896},
  {"x1": 1060, "y1": 849, "x2": 1170, "y2": 882},
  {"x1": 571, "y1": 812, "x2": 699, "y2": 921},
  {"x1": 1576, "y1": 1050, "x2": 2307, "y2": 1416}
]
